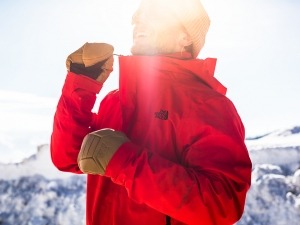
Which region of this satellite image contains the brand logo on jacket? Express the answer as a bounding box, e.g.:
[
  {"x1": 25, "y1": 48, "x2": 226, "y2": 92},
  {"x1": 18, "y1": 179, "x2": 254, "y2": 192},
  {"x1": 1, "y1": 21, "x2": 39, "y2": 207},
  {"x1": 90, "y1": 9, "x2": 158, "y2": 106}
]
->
[{"x1": 155, "y1": 110, "x2": 169, "y2": 120}]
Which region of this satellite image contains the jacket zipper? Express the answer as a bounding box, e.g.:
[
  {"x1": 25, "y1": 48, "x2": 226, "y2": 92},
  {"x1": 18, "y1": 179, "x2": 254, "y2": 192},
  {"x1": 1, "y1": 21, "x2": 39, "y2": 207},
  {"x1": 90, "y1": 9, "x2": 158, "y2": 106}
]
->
[{"x1": 166, "y1": 216, "x2": 171, "y2": 225}]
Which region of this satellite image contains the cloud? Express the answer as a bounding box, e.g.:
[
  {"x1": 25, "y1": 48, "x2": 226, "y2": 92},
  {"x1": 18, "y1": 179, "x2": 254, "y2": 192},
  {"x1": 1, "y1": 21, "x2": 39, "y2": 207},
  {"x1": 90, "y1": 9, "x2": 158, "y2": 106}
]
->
[
  {"x1": 0, "y1": 90, "x2": 57, "y2": 162},
  {"x1": 0, "y1": 90, "x2": 57, "y2": 132}
]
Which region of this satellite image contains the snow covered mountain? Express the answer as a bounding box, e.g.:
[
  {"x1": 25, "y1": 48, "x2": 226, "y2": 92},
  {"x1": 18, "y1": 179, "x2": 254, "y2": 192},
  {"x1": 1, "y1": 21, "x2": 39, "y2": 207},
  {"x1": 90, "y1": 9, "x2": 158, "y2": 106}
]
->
[
  {"x1": 0, "y1": 127, "x2": 299, "y2": 225},
  {"x1": 0, "y1": 145, "x2": 86, "y2": 225}
]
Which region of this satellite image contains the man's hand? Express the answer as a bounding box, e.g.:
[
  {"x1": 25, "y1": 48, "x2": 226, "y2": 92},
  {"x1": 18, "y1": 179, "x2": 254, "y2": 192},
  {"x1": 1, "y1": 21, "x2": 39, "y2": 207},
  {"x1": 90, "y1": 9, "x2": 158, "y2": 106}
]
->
[
  {"x1": 77, "y1": 129, "x2": 129, "y2": 175},
  {"x1": 66, "y1": 42, "x2": 114, "y2": 83}
]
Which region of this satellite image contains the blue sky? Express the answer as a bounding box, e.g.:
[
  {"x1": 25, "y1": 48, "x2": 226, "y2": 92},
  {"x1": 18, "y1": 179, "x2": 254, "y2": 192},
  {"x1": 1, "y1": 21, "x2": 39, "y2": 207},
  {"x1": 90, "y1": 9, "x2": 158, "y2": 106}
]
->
[{"x1": 0, "y1": 0, "x2": 299, "y2": 161}]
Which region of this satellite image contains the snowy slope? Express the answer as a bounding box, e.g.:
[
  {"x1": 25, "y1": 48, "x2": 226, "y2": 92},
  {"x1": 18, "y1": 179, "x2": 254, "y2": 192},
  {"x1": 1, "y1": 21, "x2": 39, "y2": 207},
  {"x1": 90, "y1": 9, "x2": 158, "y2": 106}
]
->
[
  {"x1": 239, "y1": 126, "x2": 300, "y2": 225},
  {"x1": 0, "y1": 144, "x2": 86, "y2": 225},
  {"x1": 0, "y1": 127, "x2": 300, "y2": 225}
]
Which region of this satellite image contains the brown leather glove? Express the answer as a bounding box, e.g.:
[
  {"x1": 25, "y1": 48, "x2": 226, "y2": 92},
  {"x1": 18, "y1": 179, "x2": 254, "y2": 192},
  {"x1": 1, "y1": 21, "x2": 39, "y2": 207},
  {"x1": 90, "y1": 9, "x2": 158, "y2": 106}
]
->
[
  {"x1": 77, "y1": 129, "x2": 129, "y2": 175},
  {"x1": 66, "y1": 42, "x2": 114, "y2": 83}
]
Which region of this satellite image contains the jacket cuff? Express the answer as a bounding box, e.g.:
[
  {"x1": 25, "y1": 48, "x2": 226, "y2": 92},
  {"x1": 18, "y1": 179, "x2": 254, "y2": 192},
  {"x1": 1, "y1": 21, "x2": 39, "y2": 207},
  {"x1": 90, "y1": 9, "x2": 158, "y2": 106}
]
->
[
  {"x1": 63, "y1": 72, "x2": 103, "y2": 94},
  {"x1": 105, "y1": 142, "x2": 140, "y2": 186}
]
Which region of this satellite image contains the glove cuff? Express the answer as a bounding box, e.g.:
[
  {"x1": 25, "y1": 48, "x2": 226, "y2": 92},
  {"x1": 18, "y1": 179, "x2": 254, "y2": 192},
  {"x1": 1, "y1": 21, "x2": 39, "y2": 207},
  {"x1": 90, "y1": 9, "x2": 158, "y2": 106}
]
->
[{"x1": 70, "y1": 59, "x2": 108, "y2": 80}]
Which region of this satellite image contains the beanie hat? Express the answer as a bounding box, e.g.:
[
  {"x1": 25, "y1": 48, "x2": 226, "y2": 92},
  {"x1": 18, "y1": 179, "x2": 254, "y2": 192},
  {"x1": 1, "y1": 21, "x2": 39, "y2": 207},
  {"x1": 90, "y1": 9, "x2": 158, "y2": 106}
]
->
[
  {"x1": 138, "y1": 0, "x2": 210, "y2": 58},
  {"x1": 170, "y1": 0, "x2": 210, "y2": 58}
]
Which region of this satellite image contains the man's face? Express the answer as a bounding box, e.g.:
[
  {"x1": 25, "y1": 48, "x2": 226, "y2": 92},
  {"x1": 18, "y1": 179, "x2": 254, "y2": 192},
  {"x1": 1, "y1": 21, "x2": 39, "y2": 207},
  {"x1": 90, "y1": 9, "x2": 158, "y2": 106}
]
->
[{"x1": 131, "y1": 1, "x2": 183, "y2": 55}]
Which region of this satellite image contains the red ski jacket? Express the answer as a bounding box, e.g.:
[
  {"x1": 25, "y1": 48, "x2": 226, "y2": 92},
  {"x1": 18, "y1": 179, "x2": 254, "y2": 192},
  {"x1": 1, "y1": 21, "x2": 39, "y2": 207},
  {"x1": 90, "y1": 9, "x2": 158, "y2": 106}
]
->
[{"x1": 51, "y1": 55, "x2": 252, "y2": 225}]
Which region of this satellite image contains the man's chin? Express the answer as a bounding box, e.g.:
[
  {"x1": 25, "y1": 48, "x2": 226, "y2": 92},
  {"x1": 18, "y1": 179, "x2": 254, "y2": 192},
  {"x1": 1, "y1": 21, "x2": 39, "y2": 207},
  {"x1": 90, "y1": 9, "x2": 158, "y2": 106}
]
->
[{"x1": 131, "y1": 45, "x2": 156, "y2": 56}]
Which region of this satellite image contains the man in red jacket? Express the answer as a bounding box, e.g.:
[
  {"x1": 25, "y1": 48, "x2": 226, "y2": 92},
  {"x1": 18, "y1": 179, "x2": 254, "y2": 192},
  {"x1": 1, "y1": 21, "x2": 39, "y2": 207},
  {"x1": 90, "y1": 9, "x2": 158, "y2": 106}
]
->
[{"x1": 51, "y1": 0, "x2": 252, "y2": 224}]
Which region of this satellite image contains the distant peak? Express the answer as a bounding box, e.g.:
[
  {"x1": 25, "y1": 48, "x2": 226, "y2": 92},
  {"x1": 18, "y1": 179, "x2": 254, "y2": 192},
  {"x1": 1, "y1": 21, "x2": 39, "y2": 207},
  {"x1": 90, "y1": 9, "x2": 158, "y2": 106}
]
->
[
  {"x1": 246, "y1": 133, "x2": 270, "y2": 140},
  {"x1": 277, "y1": 126, "x2": 300, "y2": 137},
  {"x1": 246, "y1": 125, "x2": 300, "y2": 140},
  {"x1": 290, "y1": 126, "x2": 300, "y2": 134}
]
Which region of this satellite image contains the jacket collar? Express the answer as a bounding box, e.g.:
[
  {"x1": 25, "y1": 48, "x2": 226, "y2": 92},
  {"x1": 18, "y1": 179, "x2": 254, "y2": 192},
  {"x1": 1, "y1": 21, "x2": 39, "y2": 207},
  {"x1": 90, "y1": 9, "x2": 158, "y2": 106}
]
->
[{"x1": 118, "y1": 55, "x2": 227, "y2": 95}]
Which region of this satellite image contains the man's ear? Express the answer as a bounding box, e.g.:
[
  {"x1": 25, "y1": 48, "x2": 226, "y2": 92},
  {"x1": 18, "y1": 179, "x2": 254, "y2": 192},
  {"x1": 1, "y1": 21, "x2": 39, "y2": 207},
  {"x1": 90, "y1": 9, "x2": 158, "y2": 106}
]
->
[{"x1": 178, "y1": 32, "x2": 192, "y2": 48}]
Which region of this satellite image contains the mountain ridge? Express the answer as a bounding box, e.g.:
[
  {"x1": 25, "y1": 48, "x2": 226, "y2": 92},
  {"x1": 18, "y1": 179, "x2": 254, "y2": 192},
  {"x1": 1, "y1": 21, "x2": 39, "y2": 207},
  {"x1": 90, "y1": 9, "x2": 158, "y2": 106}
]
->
[{"x1": 0, "y1": 126, "x2": 299, "y2": 224}]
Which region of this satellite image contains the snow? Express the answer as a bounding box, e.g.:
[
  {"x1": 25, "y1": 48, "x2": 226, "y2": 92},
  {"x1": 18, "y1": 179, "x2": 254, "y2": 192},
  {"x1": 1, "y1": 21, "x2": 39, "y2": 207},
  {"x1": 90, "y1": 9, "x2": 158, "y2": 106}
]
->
[
  {"x1": 0, "y1": 126, "x2": 300, "y2": 225},
  {"x1": 246, "y1": 128, "x2": 300, "y2": 150},
  {"x1": 0, "y1": 145, "x2": 86, "y2": 225},
  {"x1": 0, "y1": 144, "x2": 73, "y2": 180},
  {"x1": 0, "y1": 175, "x2": 86, "y2": 225},
  {"x1": 238, "y1": 126, "x2": 300, "y2": 225}
]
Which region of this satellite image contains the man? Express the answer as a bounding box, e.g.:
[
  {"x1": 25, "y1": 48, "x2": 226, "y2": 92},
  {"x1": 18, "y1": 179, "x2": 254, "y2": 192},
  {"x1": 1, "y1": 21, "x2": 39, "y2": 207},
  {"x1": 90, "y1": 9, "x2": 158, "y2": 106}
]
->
[{"x1": 51, "y1": 0, "x2": 252, "y2": 224}]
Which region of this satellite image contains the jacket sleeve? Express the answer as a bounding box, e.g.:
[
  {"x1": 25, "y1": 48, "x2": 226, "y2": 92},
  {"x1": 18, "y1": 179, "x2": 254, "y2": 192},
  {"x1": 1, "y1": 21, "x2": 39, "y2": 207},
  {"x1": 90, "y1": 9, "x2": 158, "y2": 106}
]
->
[
  {"x1": 50, "y1": 72, "x2": 102, "y2": 174},
  {"x1": 105, "y1": 97, "x2": 252, "y2": 225}
]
